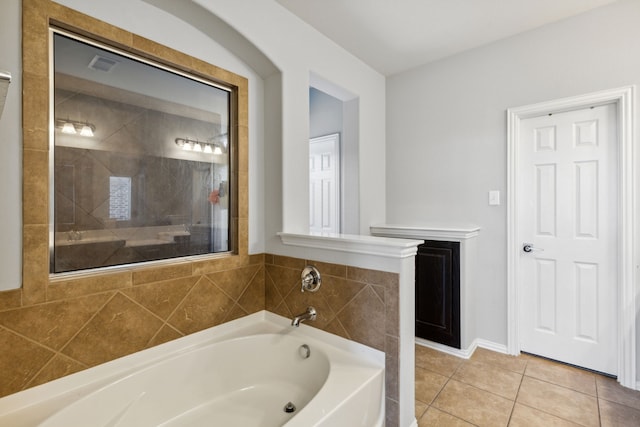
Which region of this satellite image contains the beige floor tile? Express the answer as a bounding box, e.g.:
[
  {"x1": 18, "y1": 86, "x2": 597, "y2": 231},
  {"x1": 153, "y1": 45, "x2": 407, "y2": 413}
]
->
[
  {"x1": 599, "y1": 399, "x2": 640, "y2": 427},
  {"x1": 525, "y1": 356, "x2": 596, "y2": 396},
  {"x1": 596, "y1": 375, "x2": 640, "y2": 410},
  {"x1": 415, "y1": 400, "x2": 428, "y2": 419},
  {"x1": 517, "y1": 376, "x2": 598, "y2": 427},
  {"x1": 418, "y1": 407, "x2": 475, "y2": 427},
  {"x1": 415, "y1": 344, "x2": 463, "y2": 377},
  {"x1": 471, "y1": 347, "x2": 528, "y2": 374},
  {"x1": 433, "y1": 379, "x2": 513, "y2": 427},
  {"x1": 415, "y1": 366, "x2": 449, "y2": 405},
  {"x1": 508, "y1": 403, "x2": 583, "y2": 426},
  {"x1": 454, "y1": 359, "x2": 523, "y2": 400}
]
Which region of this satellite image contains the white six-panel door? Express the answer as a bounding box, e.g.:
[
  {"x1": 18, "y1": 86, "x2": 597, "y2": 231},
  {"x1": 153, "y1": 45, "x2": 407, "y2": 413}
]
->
[
  {"x1": 518, "y1": 104, "x2": 618, "y2": 375},
  {"x1": 309, "y1": 134, "x2": 340, "y2": 233}
]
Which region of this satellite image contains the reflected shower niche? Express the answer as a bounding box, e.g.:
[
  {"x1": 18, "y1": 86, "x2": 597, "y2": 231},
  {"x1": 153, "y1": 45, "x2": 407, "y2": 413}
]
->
[{"x1": 51, "y1": 30, "x2": 233, "y2": 273}]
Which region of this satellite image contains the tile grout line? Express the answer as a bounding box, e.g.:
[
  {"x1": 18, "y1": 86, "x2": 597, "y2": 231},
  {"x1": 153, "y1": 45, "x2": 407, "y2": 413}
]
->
[{"x1": 507, "y1": 358, "x2": 527, "y2": 426}]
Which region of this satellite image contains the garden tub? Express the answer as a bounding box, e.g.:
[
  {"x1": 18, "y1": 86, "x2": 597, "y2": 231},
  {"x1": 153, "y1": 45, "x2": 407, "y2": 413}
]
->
[{"x1": 0, "y1": 311, "x2": 384, "y2": 426}]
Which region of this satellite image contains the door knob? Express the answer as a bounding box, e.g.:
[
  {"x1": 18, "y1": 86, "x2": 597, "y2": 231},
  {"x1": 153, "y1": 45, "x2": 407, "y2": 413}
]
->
[{"x1": 523, "y1": 243, "x2": 543, "y2": 253}]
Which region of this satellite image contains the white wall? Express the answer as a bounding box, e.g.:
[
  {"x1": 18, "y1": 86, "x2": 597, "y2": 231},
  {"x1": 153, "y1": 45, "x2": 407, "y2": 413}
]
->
[
  {"x1": 386, "y1": 0, "x2": 640, "y2": 354},
  {"x1": 0, "y1": 0, "x2": 23, "y2": 291},
  {"x1": 192, "y1": 0, "x2": 386, "y2": 241}
]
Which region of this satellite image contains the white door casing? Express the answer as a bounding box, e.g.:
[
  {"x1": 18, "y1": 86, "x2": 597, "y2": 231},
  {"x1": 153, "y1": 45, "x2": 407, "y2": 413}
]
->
[
  {"x1": 507, "y1": 86, "x2": 636, "y2": 388},
  {"x1": 518, "y1": 105, "x2": 617, "y2": 375},
  {"x1": 309, "y1": 133, "x2": 340, "y2": 233}
]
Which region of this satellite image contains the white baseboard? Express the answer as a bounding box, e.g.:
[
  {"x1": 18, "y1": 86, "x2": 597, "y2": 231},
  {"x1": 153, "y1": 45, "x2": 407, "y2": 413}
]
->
[{"x1": 415, "y1": 337, "x2": 507, "y2": 359}]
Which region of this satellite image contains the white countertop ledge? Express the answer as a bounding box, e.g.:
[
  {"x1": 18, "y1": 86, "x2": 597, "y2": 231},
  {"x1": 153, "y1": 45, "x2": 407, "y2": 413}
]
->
[
  {"x1": 278, "y1": 232, "x2": 422, "y2": 258},
  {"x1": 370, "y1": 223, "x2": 481, "y2": 240}
]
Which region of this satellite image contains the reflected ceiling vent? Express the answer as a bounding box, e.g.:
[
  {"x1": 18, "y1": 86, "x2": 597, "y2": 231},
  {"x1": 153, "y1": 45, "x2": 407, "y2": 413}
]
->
[{"x1": 88, "y1": 55, "x2": 119, "y2": 72}]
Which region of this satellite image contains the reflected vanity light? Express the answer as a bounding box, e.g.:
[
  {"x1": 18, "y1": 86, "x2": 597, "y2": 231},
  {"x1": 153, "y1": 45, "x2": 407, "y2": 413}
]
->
[
  {"x1": 56, "y1": 119, "x2": 95, "y2": 137},
  {"x1": 174, "y1": 137, "x2": 224, "y2": 155}
]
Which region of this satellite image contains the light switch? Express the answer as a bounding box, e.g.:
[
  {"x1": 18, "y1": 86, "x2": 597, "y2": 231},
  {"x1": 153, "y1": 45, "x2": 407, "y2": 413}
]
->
[{"x1": 489, "y1": 190, "x2": 500, "y2": 206}]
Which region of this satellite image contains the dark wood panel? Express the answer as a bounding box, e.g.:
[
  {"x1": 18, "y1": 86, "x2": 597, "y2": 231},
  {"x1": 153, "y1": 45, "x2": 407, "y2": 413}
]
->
[{"x1": 415, "y1": 240, "x2": 460, "y2": 348}]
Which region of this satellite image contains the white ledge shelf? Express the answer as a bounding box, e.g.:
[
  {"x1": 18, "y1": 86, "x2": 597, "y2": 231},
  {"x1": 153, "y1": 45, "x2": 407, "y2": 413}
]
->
[
  {"x1": 278, "y1": 232, "x2": 422, "y2": 258},
  {"x1": 370, "y1": 223, "x2": 480, "y2": 241}
]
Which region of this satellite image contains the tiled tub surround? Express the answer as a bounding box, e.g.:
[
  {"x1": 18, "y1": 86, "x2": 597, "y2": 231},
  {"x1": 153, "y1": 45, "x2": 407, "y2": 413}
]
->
[
  {"x1": 264, "y1": 255, "x2": 401, "y2": 426},
  {"x1": 0, "y1": 255, "x2": 401, "y2": 424},
  {"x1": 0, "y1": 255, "x2": 265, "y2": 398}
]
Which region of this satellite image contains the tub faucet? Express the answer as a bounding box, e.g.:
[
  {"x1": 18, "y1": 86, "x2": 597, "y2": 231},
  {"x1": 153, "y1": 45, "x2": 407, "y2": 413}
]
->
[{"x1": 291, "y1": 306, "x2": 317, "y2": 327}]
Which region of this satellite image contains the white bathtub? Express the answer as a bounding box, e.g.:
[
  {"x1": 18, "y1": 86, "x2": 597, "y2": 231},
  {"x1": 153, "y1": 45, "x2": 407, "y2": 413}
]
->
[{"x1": 0, "y1": 311, "x2": 385, "y2": 426}]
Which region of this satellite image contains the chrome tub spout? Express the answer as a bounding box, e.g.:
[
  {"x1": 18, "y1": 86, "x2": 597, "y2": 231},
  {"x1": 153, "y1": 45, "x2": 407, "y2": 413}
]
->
[{"x1": 291, "y1": 306, "x2": 317, "y2": 327}]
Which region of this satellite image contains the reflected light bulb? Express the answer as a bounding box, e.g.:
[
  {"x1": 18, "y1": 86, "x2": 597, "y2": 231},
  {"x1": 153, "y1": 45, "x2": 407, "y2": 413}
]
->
[
  {"x1": 61, "y1": 122, "x2": 76, "y2": 134},
  {"x1": 80, "y1": 124, "x2": 94, "y2": 137},
  {"x1": 193, "y1": 142, "x2": 203, "y2": 152},
  {"x1": 203, "y1": 144, "x2": 213, "y2": 154},
  {"x1": 212, "y1": 146, "x2": 222, "y2": 155}
]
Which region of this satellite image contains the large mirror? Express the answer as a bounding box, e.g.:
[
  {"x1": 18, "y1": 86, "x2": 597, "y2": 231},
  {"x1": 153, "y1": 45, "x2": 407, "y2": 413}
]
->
[{"x1": 51, "y1": 29, "x2": 232, "y2": 273}]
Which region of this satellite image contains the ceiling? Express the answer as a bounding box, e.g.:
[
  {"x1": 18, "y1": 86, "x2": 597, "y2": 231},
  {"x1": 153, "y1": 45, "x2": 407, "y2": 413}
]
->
[{"x1": 276, "y1": 0, "x2": 618, "y2": 76}]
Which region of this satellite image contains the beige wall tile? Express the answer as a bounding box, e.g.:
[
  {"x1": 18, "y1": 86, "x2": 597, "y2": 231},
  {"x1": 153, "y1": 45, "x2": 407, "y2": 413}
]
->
[
  {"x1": 0, "y1": 327, "x2": 54, "y2": 396},
  {"x1": 237, "y1": 267, "x2": 265, "y2": 314},
  {"x1": 347, "y1": 266, "x2": 398, "y2": 286},
  {"x1": 337, "y1": 286, "x2": 385, "y2": 351},
  {"x1": 132, "y1": 263, "x2": 193, "y2": 286},
  {"x1": 48, "y1": 271, "x2": 133, "y2": 301},
  {"x1": 0, "y1": 293, "x2": 111, "y2": 350},
  {"x1": 167, "y1": 277, "x2": 235, "y2": 335},
  {"x1": 206, "y1": 264, "x2": 261, "y2": 300},
  {"x1": 305, "y1": 260, "x2": 347, "y2": 278},
  {"x1": 147, "y1": 325, "x2": 183, "y2": 348},
  {"x1": 0, "y1": 290, "x2": 22, "y2": 311},
  {"x1": 122, "y1": 276, "x2": 198, "y2": 320},
  {"x1": 27, "y1": 354, "x2": 86, "y2": 389},
  {"x1": 62, "y1": 293, "x2": 163, "y2": 367},
  {"x1": 265, "y1": 264, "x2": 301, "y2": 298}
]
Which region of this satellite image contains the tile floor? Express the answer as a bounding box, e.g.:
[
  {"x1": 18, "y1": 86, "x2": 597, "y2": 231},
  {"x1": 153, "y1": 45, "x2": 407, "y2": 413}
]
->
[{"x1": 415, "y1": 345, "x2": 640, "y2": 426}]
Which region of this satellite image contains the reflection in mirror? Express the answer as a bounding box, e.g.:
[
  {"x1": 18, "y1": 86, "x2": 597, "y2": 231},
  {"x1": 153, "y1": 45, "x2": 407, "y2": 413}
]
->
[{"x1": 51, "y1": 30, "x2": 232, "y2": 273}]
